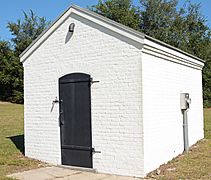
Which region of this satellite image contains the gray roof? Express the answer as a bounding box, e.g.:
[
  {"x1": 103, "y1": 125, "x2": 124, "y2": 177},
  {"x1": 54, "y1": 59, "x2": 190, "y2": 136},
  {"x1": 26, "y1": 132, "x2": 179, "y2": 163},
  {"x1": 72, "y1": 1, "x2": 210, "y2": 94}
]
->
[{"x1": 20, "y1": 4, "x2": 205, "y2": 63}]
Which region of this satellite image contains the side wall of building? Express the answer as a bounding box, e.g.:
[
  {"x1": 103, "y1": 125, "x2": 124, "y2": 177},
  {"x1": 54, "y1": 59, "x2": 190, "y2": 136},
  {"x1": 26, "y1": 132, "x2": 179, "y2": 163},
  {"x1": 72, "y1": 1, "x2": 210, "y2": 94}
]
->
[
  {"x1": 142, "y1": 39, "x2": 204, "y2": 175},
  {"x1": 23, "y1": 13, "x2": 144, "y2": 177}
]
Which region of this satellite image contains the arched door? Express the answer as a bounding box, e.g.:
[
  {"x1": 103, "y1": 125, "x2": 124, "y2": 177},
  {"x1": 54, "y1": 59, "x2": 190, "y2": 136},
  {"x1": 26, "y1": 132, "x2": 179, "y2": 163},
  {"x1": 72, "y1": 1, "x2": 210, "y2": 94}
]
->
[{"x1": 59, "y1": 73, "x2": 92, "y2": 168}]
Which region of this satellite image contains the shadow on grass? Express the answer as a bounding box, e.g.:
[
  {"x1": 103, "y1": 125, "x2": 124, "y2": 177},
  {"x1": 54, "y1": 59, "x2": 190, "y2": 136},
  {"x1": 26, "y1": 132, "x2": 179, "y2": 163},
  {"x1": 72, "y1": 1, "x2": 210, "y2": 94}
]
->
[{"x1": 7, "y1": 134, "x2": 24, "y2": 155}]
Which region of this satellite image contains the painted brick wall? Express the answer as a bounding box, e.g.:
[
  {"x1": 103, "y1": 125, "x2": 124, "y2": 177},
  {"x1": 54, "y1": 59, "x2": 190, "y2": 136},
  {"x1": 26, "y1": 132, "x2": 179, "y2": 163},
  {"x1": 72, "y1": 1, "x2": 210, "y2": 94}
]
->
[
  {"x1": 23, "y1": 13, "x2": 144, "y2": 177},
  {"x1": 142, "y1": 41, "x2": 204, "y2": 175}
]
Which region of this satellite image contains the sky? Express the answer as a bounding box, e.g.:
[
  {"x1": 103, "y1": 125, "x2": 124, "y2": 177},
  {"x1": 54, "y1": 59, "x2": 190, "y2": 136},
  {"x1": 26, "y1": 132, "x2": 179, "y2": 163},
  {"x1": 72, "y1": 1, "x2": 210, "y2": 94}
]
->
[{"x1": 0, "y1": 0, "x2": 211, "y2": 41}]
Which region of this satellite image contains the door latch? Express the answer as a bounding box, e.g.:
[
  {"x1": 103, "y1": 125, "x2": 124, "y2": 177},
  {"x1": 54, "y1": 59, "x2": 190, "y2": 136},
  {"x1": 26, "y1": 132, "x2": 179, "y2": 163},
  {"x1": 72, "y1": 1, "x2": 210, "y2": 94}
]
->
[
  {"x1": 50, "y1": 97, "x2": 63, "y2": 112},
  {"x1": 53, "y1": 97, "x2": 63, "y2": 104}
]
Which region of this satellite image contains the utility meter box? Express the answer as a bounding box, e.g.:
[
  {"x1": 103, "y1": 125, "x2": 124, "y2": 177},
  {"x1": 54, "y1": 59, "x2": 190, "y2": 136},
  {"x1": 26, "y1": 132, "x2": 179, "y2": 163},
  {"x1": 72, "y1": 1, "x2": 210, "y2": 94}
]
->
[{"x1": 180, "y1": 93, "x2": 191, "y2": 110}]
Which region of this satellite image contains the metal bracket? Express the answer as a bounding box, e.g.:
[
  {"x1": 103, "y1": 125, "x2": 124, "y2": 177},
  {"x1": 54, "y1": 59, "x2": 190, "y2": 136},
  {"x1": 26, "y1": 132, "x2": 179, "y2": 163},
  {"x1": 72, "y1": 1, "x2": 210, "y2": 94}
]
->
[
  {"x1": 50, "y1": 97, "x2": 63, "y2": 112},
  {"x1": 53, "y1": 97, "x2": 63, "y2": 104},
  {"x1": 90, "y1": 78, "x2": 100, "y2": 85},
  {"x1": 92, "y1": 147, "x2": 101, "y2": 154}
]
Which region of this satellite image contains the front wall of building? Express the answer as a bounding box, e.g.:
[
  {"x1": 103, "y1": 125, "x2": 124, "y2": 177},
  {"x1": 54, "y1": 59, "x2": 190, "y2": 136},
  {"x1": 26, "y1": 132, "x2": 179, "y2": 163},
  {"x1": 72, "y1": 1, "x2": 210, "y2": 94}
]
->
[
  {"x1": 23, "y1": 13, "x2": 144, "y2": 177},
  {"x1": 142, "y1": 44, "x2": 204, "y2": 174}
]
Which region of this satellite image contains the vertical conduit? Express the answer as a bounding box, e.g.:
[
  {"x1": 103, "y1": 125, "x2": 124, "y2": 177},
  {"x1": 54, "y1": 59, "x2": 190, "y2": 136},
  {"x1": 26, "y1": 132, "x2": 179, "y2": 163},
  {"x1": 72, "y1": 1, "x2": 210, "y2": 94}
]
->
[
  {"x1": 180, "y1": 93, "x2": 191, "y2": 152},
  {"x1": 182, "y1": 109, "x2": 189, "y2": 152}
]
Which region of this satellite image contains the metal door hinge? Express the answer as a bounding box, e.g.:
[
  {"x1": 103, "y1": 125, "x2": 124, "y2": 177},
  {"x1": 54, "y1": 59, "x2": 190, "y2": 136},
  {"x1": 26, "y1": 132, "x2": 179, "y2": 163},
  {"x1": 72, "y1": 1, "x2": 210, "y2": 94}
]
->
[
  {"x1": 92, "y1": 148, "x2": 101, "y2": 154},
  {"x1": 90, "y1": 78, "x2": 100, "y2": 85}
]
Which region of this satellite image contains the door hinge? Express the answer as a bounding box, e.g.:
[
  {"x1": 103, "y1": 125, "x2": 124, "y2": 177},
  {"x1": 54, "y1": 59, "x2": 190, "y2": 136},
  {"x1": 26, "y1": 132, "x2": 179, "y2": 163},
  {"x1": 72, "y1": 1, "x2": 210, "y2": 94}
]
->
[
  {"x1": 92, "y1": 147, "x2": 101, "y2": 154},
  {"x1": 90, "y1": 78, "x2": 100, "y2": 84}
]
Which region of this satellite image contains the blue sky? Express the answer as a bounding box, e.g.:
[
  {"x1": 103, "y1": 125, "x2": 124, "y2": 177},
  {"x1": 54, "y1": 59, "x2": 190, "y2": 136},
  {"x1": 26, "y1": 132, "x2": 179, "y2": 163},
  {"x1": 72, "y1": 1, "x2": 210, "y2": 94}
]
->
[{"x1": 0, "y1": 0, "x2": 211, "y2": 41}]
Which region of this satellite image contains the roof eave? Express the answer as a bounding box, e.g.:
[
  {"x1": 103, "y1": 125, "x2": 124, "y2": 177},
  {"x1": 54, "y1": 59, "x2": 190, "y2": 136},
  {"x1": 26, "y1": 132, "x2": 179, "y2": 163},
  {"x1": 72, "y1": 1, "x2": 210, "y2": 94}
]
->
[{"x1": 145, "y1": 35, "x2": 205, "y2": 63}]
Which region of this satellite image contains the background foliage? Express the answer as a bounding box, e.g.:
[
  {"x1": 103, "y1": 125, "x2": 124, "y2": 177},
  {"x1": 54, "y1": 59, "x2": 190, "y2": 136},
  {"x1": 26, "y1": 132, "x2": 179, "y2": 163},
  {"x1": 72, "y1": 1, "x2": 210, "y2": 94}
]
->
[
  {"x1": 0, "y1": 11, "x2": 49, "y2": 103},
  {"x1": 0, "y1": 0, "x2": 210, "y2": 106}
]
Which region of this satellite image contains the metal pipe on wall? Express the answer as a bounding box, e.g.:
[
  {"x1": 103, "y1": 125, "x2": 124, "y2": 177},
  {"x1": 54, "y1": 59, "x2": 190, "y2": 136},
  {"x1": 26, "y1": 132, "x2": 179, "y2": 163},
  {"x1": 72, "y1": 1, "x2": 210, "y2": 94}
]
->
[{"x1": 183, "y1": 109, "x2": 189, "y2": 152}]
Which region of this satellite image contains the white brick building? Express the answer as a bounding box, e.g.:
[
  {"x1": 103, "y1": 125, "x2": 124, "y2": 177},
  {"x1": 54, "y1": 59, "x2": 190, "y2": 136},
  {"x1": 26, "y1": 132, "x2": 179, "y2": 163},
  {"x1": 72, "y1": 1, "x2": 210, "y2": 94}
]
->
[{"x1": 20, "y1": 5, "x2": 204, "y2": 177}]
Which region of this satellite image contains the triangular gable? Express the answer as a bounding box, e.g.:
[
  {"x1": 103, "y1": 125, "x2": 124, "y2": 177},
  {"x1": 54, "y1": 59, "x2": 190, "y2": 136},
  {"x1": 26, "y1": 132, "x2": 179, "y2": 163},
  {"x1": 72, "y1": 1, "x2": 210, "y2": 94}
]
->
[{"x1": 20, "y1": 5, "x2": 145, "y2": 62}]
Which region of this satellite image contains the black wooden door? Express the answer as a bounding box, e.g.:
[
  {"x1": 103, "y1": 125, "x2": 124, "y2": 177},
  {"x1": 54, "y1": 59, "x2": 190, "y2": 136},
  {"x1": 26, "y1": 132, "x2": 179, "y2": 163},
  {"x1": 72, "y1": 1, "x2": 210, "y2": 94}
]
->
[{"x1": 59, "y1": 73, "x2": 92, "y2": 168}]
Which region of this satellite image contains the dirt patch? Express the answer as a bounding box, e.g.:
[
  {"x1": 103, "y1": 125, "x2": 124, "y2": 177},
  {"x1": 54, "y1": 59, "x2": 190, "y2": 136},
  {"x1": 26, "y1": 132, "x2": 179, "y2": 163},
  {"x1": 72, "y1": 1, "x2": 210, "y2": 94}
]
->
[{"x1": 0, "y1": 101, "x2": 13, "y2": 104}]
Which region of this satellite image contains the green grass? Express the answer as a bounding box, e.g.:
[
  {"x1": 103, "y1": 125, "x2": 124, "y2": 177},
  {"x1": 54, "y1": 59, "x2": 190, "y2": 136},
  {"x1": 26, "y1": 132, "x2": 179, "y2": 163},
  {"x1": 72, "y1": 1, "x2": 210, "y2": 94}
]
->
[
  {"x1": 147, "y1": 108, "x2": 211, "y2": 179},
  {"x1": 0, "y1": 102, "x2": 210, "y2": 179},
  {"x1": 204, "y1": 108, "x2": 211, "y2": 139},
  {"x1": 0, "y1": 102, "x2": 42, "y2": 179}
]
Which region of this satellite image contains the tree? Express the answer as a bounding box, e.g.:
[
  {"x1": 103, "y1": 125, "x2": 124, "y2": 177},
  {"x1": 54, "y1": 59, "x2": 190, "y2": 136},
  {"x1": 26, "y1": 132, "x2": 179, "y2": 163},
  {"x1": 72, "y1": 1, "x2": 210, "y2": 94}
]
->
[
  {"x1": 8, "y1": 10, "x2": 50, "y2": 56},
  {"x1": 90, "y1": 0, "x2": 141, "y2": 30},
  {"x1": 139, "y1": 0, "x2": 210, "y2": 54},
  {"x1": 0, "y1": 53, "x2": 23, "y2": 103},
  {"x1": 140, "y1": 0, "x2": 178, "y2": 42},
  {"x1": 0, "y1": 11, "x2": 50, "y2": 103},
  {"x1": 0, "y1": 41, "x2": 15, "y2": 101}
]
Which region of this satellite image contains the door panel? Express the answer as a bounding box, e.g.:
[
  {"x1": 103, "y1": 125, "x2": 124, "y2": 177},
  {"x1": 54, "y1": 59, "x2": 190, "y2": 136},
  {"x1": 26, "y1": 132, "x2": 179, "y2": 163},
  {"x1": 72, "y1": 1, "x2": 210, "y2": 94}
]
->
[{"x1": 59, "y1": 73, "x2": 92, "y2": 168}]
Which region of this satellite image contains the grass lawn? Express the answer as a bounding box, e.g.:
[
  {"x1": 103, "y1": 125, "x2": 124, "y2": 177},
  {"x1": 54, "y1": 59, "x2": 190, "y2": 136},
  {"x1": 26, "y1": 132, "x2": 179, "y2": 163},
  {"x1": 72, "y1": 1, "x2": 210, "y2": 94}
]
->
[
  {"x1": 0, "y1": 102, "x2": 210, "y2": 179},
  {"x1": 0, "y1": 102, "x2": 43, "y2": 180}
]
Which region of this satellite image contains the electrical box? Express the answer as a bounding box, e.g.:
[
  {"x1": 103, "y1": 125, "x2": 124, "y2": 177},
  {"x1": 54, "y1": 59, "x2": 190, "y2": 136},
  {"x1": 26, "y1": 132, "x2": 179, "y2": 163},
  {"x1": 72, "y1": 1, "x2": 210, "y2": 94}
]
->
[{"x1": 180, "y1": 93, "x2": 191, "y2": 110}]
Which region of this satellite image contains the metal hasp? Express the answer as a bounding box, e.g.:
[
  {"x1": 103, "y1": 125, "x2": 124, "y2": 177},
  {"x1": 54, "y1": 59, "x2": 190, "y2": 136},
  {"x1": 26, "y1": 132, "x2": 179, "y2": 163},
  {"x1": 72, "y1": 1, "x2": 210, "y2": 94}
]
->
[
  {"x1": 50, "y1": 97, "x2": 62, "y2": 112},
  {"x1": 180, "y1": 93, "x2": 191, "y2": 152}
]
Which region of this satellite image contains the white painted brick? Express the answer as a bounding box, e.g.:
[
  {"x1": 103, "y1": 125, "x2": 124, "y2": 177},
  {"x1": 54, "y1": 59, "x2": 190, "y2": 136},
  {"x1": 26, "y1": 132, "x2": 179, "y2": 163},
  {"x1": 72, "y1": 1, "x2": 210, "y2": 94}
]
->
[{"x1": 142, "y1": 49, "x2": 204, "y2": 175}]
